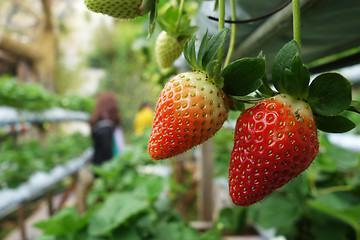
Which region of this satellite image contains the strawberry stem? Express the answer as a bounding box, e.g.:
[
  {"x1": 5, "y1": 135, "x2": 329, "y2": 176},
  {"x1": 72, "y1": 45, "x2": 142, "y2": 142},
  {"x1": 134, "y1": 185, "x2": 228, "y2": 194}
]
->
[
  {"x1": 175, "y1": 0, "x2": 185, "y2": 33},
  {"x1": 216, "y1": 0, "x2": 226, "y2": 71},
  {"x1": 224, "y1": 0, "x2": 236, "y2": 67},
  {"x1": 292, "y1": 0, "x2": 301, "y2": 49}
]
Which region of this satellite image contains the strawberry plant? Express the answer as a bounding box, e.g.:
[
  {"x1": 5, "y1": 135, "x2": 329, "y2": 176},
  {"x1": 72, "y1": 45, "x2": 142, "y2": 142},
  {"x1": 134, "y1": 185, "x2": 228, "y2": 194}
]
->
[
  {"x1": 34, "y1": 138, "x2": 224, "y2": 240},
  {"x1": 0, "y1": 76, "x2": 94, "y2": 112},
  {"x1": 148, "y1": 29, "x2": 235, "y2": 160},
  {"x1": 83, "y1": 0, "x2": 360, "y2": 218},
  {"x1": 0, "y1": 132, "x2": 91, "y2": 188},
  {"x1": 147, "y1": 0, "x2": 359, "y2": 207},
  {"x1": 155, "y1": 3, "x2": 197, "y2": 69}
]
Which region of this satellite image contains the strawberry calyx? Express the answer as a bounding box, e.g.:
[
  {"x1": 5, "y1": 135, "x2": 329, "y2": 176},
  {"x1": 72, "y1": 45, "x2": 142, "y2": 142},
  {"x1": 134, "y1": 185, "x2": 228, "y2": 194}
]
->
[
  {"x1": 267, "y1": 40, "x2": 355, "y2": 133},
  {"x1": 157, "y1": 6, "x2": 198, "y2": 40},
  {"x1": 183, "y1": 28, "x2": 230, "y2": 87},
  {"x1": 139, "y1": 0, "x2": 158, "y2": 16}
]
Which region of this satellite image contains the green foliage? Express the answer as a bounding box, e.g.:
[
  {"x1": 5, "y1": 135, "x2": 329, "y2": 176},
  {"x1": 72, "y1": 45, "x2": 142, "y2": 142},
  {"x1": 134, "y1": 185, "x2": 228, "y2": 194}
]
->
[
  {"x1": 184, "y1": 28, "x2": 229, "y2": 74},
  {"x1": 0, "y1": 75, "x2": 94, "y2": 112},
  {"x1": 0, "y1": 76, "x2": 55, "y2": 111},
  {"x1": 0, "y1": 132, "x2": 91, "y2": 188},
  {"x1": 284, "y1": 54, "x2": 310, "y2": 99},
  {"x1": 157, "y1": 6, "x2": 197, "y2": 38},
  {"x1": 314, "y1": 115, "x2": 356, "y2": 133},
  {"x1": 258, "y1": 40, "x2": 357, "y2": 133},
  {"x1": 222, "y1": 57, "x2": 265, "y2": 96},
  {"x1": 272, "y1": 40, "x2": 302, "y2": 94},
  {"x1": 34, "y1": 207, "x2": 91, "y2": 235},
  {"x1": 308, "y1": 72, "x2": 352, "y2": 116},
  {"x1": 212, "y1": 127, "x2": 360, "y2": 239},
  {"x1": 34, "y1": 136, "x2": 224, "y2": 240}
]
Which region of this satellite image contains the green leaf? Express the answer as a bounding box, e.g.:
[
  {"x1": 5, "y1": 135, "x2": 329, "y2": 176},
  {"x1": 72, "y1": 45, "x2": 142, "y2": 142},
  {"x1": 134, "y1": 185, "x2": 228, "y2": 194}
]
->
[
  {"x1": 248, "y1": 193, "x2": 302, "y2": 229},
  {"x1": 283, "y1": 54, "x2": 310, "y2": 98},
  {"x1": 183, "y1": 36, "x2": 197, "y2": 69},
  {"x1": 34, "y1": 207, "x2": 89, "y2": 236},
  {"x1": 153, "y1": 222, "x2": 200, "y2": 240},
  {"x1": 205, "y1": 60, "x2": 218, "y2": 80},
  {"x1": 201, "y1": 28, "x2": 230, "y2": 69},
  {"x1": 222, "y1": 57, "x2": 265, "y2": 96},
  {"x1": 348, "y1": 100, "x2": 360, "y2": 114},
  {"x1": 258, "y1": 75, "x2": 278, "y2": 97},
  {"x1": 307, "y1": 200, "x2": 360, "y2": 239},
  {"x1": 197, "y1": 30, "x2": 209, "y2": 69},
  {"x1": 147, "y1": 0, "x2": 158, "y2": 38},
  {"x1": 231, "y1": 100, "x2": 245, "y2": 111},
  {"x1": 272, "y1": 40, "x2": 301, "y2": 93},
  {"x1": 88, "y1": 193, "x2": 149, "y2": 236},
  {"x1": 315, "y1": 115, "x2": 355, "y2": 133},
  {"x1": 156, "y1": 6, "x2": 197, "y2": 38},
  {"x1": 308, "y1": 72, "x2": 352, "y2": 116}
]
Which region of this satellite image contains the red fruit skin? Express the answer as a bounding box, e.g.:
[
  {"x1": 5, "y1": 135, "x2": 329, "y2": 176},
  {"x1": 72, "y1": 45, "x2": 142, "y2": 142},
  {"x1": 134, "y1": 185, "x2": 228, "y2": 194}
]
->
[
  {"x1": 229, "y1": 95, "x2": 319, "y2": 206},
  {"x1": 148, "y1": 71, "x2": 230, "y2": 160}
]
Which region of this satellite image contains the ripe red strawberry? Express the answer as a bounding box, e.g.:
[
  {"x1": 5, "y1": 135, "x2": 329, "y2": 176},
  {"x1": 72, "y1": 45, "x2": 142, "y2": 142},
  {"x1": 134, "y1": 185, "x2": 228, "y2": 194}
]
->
[
  {"x1": 155, "y1": 31, "x2": 186, "y2": 70},
  {"x1": 148, "y1": 71, "x2": 230, "y2": 160},
  {"x1": 229, "y1": 94, "x2": 319, "y2": 206},
  {"x1": 84, "y1": 0, "x2": 155, "y2": 20}
]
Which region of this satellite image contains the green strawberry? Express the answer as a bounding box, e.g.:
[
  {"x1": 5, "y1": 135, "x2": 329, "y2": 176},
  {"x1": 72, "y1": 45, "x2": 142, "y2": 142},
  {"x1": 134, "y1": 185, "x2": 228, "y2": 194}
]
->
[
  {"x1": 155, "y1": 32, "x2": 186, "y2": 70},
  {"x1": 84, "y1": 0, "x2": 155, "y2": 20},
  {"x1": 148, "y1": 71, "x2": 230, "y2": 160},
  {"x1": 229, "y1": 94, "x2": 319, "y2": 206}
]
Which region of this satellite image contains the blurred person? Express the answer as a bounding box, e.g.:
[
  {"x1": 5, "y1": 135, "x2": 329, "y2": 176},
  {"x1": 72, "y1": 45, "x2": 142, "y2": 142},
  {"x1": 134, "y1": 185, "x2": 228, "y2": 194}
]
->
[
  {"x1": 77, "y1": 92, "x2": 125, "y2": 214},
  {"x1": 90, "y1": 91, "x2": 125, "y2": 165},
  {"x1": 134, "y1": 102, "x2": 154, "y2": 136}
]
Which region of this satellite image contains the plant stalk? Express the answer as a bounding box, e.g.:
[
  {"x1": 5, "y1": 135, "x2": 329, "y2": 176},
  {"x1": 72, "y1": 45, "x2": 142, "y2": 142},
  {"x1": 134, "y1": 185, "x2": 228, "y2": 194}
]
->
[
  {"x1": 224, "y1": 0, "x2": 236, "y2": 67},
  {"x1": 292, "y1": 0, "x2": 301, "y2": 49},
  {"x1": 216, "y1": 0, "x2": 226, "y2": 71},
  {"x1": 175, "y1": 0, "x2": 185, "y2": 32},
  {"x1": 318, "y1": 185, "x2": 353, "y2": 195}
]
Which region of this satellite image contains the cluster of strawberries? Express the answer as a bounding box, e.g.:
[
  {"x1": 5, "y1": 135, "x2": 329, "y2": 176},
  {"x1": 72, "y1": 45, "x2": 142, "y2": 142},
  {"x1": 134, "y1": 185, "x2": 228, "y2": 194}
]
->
[
  {"x1": 85, "y1": 0, "x2": 355, "y2": 207},
  {"x1": 148, "y1": 69, "x2": 319, "y2": 206}
]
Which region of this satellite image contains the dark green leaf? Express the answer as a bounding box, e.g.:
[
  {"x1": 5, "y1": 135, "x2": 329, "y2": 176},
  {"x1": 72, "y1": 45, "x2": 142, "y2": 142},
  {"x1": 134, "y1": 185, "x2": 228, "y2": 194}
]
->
[
  {"x1": 34, "y1": 207, "x2": 89, "y2": 235},
  {"x1": 88, "y1": 193, "x2": 148, "y2": 236},
  {"x1": 222, "y1": 57, "x2": 265, "y2": 96},
  {"x1": 348, "y1": 100, "x2": 360, "y2": 114},
  {"x1": 283, "y1": 54, "x2": 310, "y2": 98},
  {"x1": 248, "y1": 193, "x2": 302, "y2": 229},
  {"x1": 205, "y1": 60, "x2": 217, "y2": 80},
  {"x1": 213, "y1": 63, "x2": 224, "y2": 88},
  {"x1": 231, "y1": 100, "x2": 245, "y2": 111},
  {"x1": 197, "y1": 30, "x2": 209, "y2": 69},
  {"x1": 315, "y1": 115, "x2": 355, "y2": 133},
  {"x1": 272, "y1": 40, "x2": 301, "y2": 93},
  {"x1": 214, "y1": 74, "x2": 224, "y2": 89},
  {"x1": 156, "y1": 6, "x2": 197, "y2": 38},
  {"x1": 147, "y1": 1, "x2": 158, "y2": 38},
  {"x1": 202, "y1": 28, "x2": 230, "y2": 69},
  {"x1": 258, "y1": 75, "x2": 278, "y2": 97},
  {"x1": 308, "y1": 73, "x2": 352, "y2": 116},
  {"x1": 307, "y1": 200, "x2": 360, "y2": 239},
  {"x1": 184, "y1": 37, "x2": 197, "y2": 69}
]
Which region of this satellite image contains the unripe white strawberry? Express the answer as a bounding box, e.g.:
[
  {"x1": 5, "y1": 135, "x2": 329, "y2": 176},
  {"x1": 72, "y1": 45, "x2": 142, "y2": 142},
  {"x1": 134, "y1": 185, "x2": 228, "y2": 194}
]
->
[
  {"x1": 84, "y1": 0, "x2": 156, "y2": 20},
  {"x1": 155, "y1": 31, "x2": 186, "y2": 70}
]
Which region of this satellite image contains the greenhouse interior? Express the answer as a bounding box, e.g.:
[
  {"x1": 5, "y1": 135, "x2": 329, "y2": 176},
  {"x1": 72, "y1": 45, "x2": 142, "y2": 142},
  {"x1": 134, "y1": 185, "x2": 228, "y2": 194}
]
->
[{"x1": 0, "y1": 0, "x2": 360, "y2": 240}]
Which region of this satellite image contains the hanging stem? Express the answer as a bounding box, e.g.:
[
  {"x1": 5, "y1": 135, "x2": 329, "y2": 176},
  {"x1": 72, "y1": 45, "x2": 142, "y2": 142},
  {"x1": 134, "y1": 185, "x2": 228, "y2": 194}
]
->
[
  {"x1": 175, "y1": 0, "x2": 185, "y2": 32},
  {"x1": 216, "y1": 0, "x2": 226, "y2": 71},
  {"x1": 292, "y1": 0, "x2": 301, "y2": 49},
  {"x1": 224, "y1": 0, "x2": 236, "y2": 67}
]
